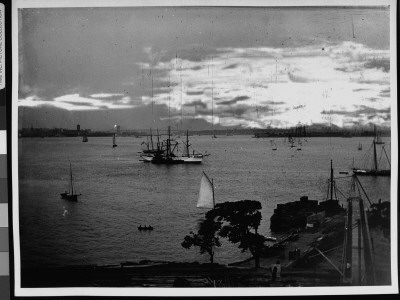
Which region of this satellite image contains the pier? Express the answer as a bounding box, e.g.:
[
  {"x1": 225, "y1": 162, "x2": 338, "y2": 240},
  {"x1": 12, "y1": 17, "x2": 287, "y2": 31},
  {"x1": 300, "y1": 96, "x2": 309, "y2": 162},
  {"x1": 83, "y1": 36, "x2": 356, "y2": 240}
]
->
[{"x1": 342, "y1": 196, "x2": 377, "y2": 285}]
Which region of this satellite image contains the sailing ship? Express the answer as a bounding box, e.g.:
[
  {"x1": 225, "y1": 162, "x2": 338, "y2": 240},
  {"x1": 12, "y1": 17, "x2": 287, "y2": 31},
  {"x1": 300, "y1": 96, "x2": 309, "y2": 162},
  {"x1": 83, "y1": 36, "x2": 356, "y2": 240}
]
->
[
  {"x1": 197, "y1": 172, "x2": 215, "y2": 209},
  {"x1": 140, "y1": 129, "x2": 164, "y2": 162},
  {"x1": 60, "y1": 162, "x2": 79, "y2": 202},
  {"x1": 112, "y1": 133, "x2": 118, "y2": 148},
  {"x1": 353, "y1": 137, "x2": 390, "y2": 176},
  {"x1": 358, "y1": 142, "x2": 362, "y2": 151},
  {"x1": 82, "y1": 135, "x2": 88, "y2": 143},
  {"x1": 150, "y1": 126, "x2": 183, "y2": 164},
  {"x1": 181, "y1": 130, "x2": 205, "y2": 163},
  {"x1": 141, "y1": 127, "x2": 207, "y2": 164}
]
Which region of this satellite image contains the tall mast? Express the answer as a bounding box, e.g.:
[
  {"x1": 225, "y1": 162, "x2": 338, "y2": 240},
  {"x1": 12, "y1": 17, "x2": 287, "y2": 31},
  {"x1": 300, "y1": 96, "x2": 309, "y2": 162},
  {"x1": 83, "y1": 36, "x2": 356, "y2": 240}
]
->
[
  {"x1": 180, "y1": 75, "x2": 183, "y2": 131},
  {"x1": 186, "y1": 129, "x2": 190, "y2": 156},
  {"x1": 211, "y1": 178, "x2": 215, "y2": 208},
  {"x1": 211, "y1": 56, "x2": 214, "y2": 136},
  {"x1": 373, "y1": 139, "x2": 378, "y2": 171},
  {"x1": 150, "y1": 128, "x2": 154, "y2": 151},
  {"x1": 69, "y1": 161, "x2": 74, "y2": 195},
  {"x1": 330, "y1": 160, "x2": 334, "y2": 201},
  {"x1": 167, "y1": 126, "x2": 171, "y2": 157}
]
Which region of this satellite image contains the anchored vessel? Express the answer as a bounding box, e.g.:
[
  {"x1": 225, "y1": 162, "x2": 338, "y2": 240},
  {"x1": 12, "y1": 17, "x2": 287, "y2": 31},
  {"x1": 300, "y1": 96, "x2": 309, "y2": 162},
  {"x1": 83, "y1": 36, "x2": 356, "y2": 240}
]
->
[
  {"x1": 60, "y1": 162, "x2": 79, "y2": 202},
  {"x1": 141, "y1": 127, "x2": 206, "y2": 164},
  {"x1": 353, "y1": 137, "x2": 390, "y2": 176},
  {"x1": 112, "y1": 133, "x2": 118, "y2": 148}
]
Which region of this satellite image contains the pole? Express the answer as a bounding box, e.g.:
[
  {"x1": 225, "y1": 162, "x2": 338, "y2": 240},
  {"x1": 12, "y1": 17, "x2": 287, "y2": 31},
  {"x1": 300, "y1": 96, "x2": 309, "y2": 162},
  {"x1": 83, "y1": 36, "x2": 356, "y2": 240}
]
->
[
  {"x1": 330, "y1": 160, "x2": 334, "y2": 201},
  {"x1": 357, "y1": 219, "x2": 362, "y2": 285},
  {"x1": 373, "y1": 140, "x2": 378, "y2": 172},
  {"x1": 315, "y1": 247, "x2": 344, "y2": 276}
]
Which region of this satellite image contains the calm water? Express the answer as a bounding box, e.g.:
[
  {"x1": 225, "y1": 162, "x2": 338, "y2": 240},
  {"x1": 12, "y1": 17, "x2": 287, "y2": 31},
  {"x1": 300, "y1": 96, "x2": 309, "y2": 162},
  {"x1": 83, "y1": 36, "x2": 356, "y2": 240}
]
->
[{"x1": 18, "y1": 135, "x2": 391, "y2": 267}]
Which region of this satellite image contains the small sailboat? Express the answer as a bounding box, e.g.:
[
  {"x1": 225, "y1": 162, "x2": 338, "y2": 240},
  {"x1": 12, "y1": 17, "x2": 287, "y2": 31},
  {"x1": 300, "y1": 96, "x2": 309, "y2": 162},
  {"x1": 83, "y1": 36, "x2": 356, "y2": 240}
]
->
[
  {"x1": 197, "y1": 172, "x2": 215, "y2": 209},
  {"x1": 112, "y1": 133, "x2": 118, "y2": 148},
  {"x1": 82, "y1": 135, "x2": 88, "y2": 143},
  {"x1": 358, "y1": 142, "x2": 362, "y2": 151},
  {"x1": 270, "y1": 140, "x2": 277, "y2": 151},
  {"x1": 296, "y1": 139, "x2": 302, "y2": 151},
  {"x1": 60, "y1": 162, "x2": 79, "y2": 202}
]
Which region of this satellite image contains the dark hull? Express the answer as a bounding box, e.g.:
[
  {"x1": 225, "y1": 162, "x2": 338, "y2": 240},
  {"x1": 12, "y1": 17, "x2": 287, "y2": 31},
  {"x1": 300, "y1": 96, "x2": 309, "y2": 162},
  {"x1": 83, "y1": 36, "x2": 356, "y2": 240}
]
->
[
  {"x1": 151, "y1": 159, "x2": 184, "y2": 165},
  {"x1": 353, "y1": 169, "x2": 390, "y2": 177},
  {"x1": 60, "y1": 193, "x2": 78, "y2": 202}
]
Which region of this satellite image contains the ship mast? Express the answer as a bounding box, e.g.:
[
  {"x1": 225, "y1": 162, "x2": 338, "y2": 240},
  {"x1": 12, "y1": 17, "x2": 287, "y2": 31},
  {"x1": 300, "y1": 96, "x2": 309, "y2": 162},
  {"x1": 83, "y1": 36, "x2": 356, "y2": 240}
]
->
[{"x1": 69, "y1": 161, "x2": 74, "y2": 195}]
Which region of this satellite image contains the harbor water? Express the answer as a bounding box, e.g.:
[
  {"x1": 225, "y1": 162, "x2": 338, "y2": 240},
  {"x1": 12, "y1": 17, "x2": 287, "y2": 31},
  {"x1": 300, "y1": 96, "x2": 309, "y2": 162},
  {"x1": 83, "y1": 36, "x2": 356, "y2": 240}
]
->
[{"x1": 18, "y1": 135, "x2": 391, "y2": 267}]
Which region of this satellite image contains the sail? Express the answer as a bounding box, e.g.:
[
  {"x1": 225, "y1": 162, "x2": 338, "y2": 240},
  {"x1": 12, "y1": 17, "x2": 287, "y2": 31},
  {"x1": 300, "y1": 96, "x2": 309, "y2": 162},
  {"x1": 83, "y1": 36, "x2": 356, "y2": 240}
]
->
[{"x1": 197, "y1": 172, "x2": 214, "y2": 208}]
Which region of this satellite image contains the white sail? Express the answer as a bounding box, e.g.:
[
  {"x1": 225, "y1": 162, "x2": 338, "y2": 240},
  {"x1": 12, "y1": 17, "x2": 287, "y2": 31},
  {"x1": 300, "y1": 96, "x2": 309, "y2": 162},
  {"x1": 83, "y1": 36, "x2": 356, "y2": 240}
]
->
[{"x1": 197, "y1": 172, "x2": 214, "y2": 208}]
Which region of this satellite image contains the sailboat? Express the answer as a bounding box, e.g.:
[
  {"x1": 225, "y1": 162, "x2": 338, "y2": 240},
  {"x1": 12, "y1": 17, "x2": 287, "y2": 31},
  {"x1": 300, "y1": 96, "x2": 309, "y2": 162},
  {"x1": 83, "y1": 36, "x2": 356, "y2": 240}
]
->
[
  {"x1": 353, "y1": 138, "x2": 390, "y2": 176},
  {"x1": 270, "y1": 140, "x2": 277, "y2": 151},
  {"x1": 197, "y1": 172, "x2": 215, "y2": 209},
  {"x1": 82, "y1": 135, "x2": 88, "y2": 143},
  {"x1": 112, "y1": 133, "x2": 118, "y2": 148},
  {"x1": 60, "y1": 162, "x2": 79, "y2": 202},
  {"x1": 296, "y1": 139, "x2": 302, "y2": 151},
  {"x1": 358, "y1": 142, "x2": 362, "y2": 151},
  {"x1": 181, "y1": 130, "x2": 205, "y2": 163}
]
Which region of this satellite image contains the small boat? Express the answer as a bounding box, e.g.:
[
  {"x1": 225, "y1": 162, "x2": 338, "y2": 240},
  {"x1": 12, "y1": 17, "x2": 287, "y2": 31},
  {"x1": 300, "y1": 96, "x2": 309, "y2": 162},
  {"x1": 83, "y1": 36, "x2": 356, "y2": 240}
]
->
[
  {"x1": 112, "y1": 133, "x2": 118, "y2": 148},
  {"x1": 358, "y1": 143, "x2": 362, "y2": 150},
  {"x1": 270, "y1": 140, "x2": 277, "y2": 151},
  {"x1": 265, "y1": 236, "x2": 277, "y2": 242},
  {"x1": 82, "y1": 135, "x2": 88, "y2": 143},
  {"x1": 60, "y1": 162, "x2": 79, "y2": 202},
  {"x1": 138, "y1": 225, "x2": 154, "y2": 231}
]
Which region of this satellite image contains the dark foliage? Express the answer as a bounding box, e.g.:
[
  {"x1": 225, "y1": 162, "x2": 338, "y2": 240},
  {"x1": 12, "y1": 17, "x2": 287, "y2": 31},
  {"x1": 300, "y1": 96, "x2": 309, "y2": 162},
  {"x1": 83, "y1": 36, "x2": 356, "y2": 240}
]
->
[
  {"x1": 181, "y1": 217, "x2": 222, "y2": 263},
  {"x1": 206, "y1": 200, "x2": 265, "y2": 268}
]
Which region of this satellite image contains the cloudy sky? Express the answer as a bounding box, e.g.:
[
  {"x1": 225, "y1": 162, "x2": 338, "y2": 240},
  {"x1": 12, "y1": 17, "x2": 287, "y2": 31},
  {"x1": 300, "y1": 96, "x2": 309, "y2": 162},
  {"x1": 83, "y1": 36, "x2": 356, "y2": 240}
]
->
[{"x1": 18, "y1": 5, "x2": 391, "y2": 131}]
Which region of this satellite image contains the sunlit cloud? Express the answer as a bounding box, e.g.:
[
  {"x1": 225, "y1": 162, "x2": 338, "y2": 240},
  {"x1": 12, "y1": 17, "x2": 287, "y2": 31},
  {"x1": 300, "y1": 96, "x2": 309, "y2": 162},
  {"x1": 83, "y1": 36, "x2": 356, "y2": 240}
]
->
[
  {"x1": 19, "y1": 94, "x2": 136, "y2": 111},
  {"x1": 19, "y1": 40, "x2": 391, "y2": 129},
  {"x1": 144, "y1": 41, "x2": 390, "y2": 128}
]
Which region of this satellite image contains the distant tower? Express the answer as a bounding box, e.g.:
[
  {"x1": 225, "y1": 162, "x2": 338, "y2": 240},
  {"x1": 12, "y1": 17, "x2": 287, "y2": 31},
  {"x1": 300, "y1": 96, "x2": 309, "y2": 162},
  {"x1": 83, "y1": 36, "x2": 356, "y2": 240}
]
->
[{"x1": 77, "y1": 124, "x2": 81, "y2": 132}]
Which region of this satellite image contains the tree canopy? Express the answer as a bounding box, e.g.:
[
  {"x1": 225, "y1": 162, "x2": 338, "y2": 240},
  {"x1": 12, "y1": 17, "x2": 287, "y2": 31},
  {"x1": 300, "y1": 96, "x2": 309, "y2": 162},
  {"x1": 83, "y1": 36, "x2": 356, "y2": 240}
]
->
[
  {"x1": 181, "y1": 216, "x2": 222, "y2": 264},
  {"x1": 206, "y1": 200, "x2": 265, "y2": 268}
]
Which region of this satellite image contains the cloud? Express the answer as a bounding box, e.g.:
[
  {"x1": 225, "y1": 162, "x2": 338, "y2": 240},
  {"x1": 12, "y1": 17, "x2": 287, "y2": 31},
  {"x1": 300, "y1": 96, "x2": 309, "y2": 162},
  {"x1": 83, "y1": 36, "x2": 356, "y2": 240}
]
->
[
  {"x1": 89, "y1": 93, "x2": 125, "y2": 100},
  {"x1": 288, "y1": 71, "x2": 311, "y2": 83},
  {"x1": 364, "y1": 58, "x2": 390, "y2": 72},
  {"x1": 186, "y1": 90, "x2": 204, "y2": 96},
  {"x1": 184, "y1": 100, "x2": 207, "y2": 109},
  {"x1": 19, "y1": 94, "x2": 136, "y2": 111},
  {"x1": 218, "y1": 96, "x2": 250, "y2": 105},
  {"x1": 379, "y1": 87, "x2": 390, "y2": 97},
  {"x1": 223, "y1": 63, "x2": 239, "y2": 70}
]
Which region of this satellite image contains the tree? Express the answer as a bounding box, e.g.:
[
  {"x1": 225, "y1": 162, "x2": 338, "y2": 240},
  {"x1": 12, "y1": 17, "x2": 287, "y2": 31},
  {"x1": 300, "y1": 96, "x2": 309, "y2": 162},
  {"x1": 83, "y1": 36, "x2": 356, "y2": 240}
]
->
[
  {"x1": 206, "y1": 200, "x2": 265, "y2": 268},
  {"x1": 181, "y1": 216, "x2": 222, "y2": 264}
]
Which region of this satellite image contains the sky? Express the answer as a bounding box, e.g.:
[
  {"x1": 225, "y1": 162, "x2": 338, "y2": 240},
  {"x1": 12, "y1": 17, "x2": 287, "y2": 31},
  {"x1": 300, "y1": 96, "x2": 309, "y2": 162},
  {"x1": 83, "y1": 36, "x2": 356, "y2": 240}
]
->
[{"x1": 17, "y1": 6, "x2": 392, "y2": 131}]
